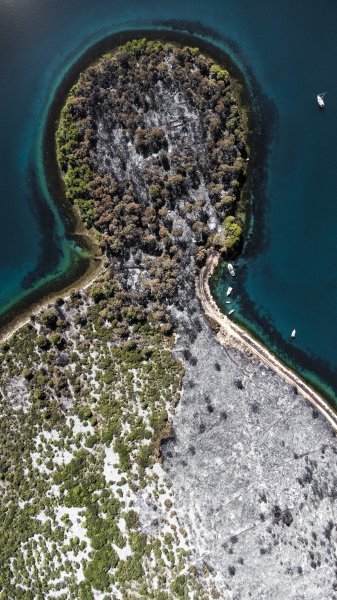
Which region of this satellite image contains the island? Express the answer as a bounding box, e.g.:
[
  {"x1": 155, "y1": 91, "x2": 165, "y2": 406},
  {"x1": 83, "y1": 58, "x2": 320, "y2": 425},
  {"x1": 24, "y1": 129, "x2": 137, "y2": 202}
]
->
[{"x1": 1, "y1": 37, "x2": 337, "y2": 600}]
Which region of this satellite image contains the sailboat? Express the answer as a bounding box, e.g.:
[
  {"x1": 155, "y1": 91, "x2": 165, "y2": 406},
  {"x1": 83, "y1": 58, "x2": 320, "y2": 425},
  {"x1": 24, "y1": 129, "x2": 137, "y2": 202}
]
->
[{"x1": 317, "y1": 92, "x2": 326, "y2": 108}]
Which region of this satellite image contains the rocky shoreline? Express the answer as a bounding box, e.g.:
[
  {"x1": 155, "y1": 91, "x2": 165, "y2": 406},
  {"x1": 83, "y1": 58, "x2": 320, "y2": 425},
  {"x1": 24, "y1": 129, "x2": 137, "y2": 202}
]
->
[{"x1": 197, "y1": 253, "x2": 337, "y2": 431}]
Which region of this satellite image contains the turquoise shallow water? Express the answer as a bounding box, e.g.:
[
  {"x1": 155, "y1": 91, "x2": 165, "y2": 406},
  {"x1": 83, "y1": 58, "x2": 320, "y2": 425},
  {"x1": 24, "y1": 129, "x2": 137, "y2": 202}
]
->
[{"x1": 2, "y1": 0, "x2": 337, "y2": 402}]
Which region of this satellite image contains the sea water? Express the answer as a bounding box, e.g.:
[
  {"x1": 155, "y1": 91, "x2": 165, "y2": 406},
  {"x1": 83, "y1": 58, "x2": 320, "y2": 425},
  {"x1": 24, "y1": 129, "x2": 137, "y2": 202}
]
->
[{"x1": 1, "y1": 0, "x2": 337, "y2": 401}]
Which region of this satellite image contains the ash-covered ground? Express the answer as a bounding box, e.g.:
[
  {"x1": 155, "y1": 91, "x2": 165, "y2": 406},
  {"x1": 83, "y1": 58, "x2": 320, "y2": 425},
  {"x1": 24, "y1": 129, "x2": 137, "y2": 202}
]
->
[{"x1": 163, "y1": 300, "x2": 337, "y2": 600}]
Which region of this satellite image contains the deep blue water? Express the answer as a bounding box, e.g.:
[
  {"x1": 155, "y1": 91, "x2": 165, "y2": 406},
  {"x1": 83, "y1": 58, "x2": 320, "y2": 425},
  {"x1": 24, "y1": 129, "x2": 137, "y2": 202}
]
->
[{"x1": 1, "y1": 0, "x2": 337, "y2": 402}]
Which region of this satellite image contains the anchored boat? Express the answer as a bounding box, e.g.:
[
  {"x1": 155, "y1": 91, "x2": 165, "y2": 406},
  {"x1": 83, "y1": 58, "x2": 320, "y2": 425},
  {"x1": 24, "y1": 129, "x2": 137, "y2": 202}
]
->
[
  {"x1": 226, "y1": 286, "x2": 233, "y2": 297},
  {"x1": 317, "y1": 92, "x2": 326, "y2": 108},
  {"x1": 291, "y1": 329, "x2": 296, "y2": 339},
  {"x1": 228, "y1": 263, "x2": 235, "y2": 277}
]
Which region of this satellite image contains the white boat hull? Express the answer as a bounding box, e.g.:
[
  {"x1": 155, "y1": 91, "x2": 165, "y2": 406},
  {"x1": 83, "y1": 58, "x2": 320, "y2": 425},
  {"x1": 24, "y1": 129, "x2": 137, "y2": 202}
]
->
[
  {"x1": 317, "y1": 94, "x2": 325, "y2": 108},
  {"x1": 228, "y1": 263, "x2": 235, "y2": 277}
]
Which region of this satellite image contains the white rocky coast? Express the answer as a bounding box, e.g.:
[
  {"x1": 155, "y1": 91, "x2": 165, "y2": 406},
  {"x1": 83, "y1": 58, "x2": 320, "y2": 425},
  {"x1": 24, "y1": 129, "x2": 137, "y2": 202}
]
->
[{"x1": 163, "y1": 298, "x2": 337, "y2": 599}]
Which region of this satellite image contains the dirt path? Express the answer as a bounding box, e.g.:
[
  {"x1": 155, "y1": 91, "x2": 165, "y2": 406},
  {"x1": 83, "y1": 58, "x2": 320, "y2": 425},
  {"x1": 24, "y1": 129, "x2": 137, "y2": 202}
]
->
[{"x1": 197, "y1": 253, "x2": 337, "y2": 432}]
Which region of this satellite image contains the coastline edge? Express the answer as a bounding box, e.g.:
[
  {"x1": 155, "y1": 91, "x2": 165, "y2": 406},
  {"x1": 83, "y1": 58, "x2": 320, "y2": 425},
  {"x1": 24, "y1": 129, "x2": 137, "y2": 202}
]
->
[{"x1": 197, "y1": 252, "x2": 337, "y2": 432}]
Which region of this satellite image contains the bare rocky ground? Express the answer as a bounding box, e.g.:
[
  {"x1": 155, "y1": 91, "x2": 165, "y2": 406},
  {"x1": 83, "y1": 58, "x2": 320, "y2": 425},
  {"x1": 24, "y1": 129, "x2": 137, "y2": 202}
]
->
[{"x1": 163, "y1": 298, "x2": 337, "y2": 600}]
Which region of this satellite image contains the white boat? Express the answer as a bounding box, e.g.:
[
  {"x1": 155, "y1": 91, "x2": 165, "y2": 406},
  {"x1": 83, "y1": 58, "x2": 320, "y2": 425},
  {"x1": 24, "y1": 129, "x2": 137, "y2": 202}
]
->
[
  {"x1": 228, "y1": 263, "x2": 235, "y2": 277},
  {"x1": 226, "y1": 300, "x2": 231, "y2": 304},
  {"x1": 291, "y1": 329, "x2": 296, "y2": 339},
  {"x1": 317, "y1": 92, "x2": 326, "y2": 108},
  {"x1": 226, "y1": 286, "x2": 233, "y2": 297},
  {"x1": 228, "y1": 309, "x2": 234, "y2": 315}
]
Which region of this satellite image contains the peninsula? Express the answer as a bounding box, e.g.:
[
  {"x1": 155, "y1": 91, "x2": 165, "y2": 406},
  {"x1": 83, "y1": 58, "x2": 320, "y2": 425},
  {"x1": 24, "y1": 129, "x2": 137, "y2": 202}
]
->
[
  {"x1": 0, "y1": 38, "x2": 247, "y2": 598},
  {"x1": 1, "y1": 37, "x2": 337, "y2": 600}
]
